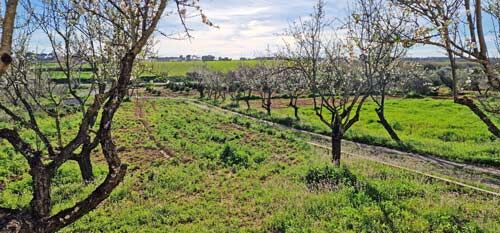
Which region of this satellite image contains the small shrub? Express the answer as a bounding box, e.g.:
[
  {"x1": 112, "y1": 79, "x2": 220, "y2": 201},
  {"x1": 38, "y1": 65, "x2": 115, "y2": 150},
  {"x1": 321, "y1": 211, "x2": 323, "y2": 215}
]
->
[
  {"x1": 220, "y1": 145, "x2": 248, "y2": 168},
  {"x1": 305, "y1": 165, "x2": 357, "y2": 191}
]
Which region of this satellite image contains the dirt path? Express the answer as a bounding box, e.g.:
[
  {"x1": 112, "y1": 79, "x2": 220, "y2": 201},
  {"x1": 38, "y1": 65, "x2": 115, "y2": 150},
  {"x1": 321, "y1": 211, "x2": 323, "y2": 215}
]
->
[
  {"x1": 134, "y1": 98, "x2": 172, "y2": 159},
  {"x1": 184, "y1": 99, "x2": 500, "y2": 195}
]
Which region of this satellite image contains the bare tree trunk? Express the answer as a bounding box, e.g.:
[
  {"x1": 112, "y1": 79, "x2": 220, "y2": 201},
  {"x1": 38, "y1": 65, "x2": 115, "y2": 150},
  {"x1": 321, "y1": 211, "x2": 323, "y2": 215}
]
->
[
  {"x1": 375, "y1": 107, "x2": 401, "y2": 142},
  {"x1": 331, "y1": 132, "x2": 342, "y2": 167},
  {"x1": 265, "y1": 98, "x2": 271, "y2": 115},
  {"x1": 245, "y1": 90, "x2": 252, "y2": 111},
  {"x1": 221, "y1": 90, "x2": 226, "y2": 101},
  {"x1": 236, "y1": 91, "x2": 242, "y2": 105},
  {"x1": 293, "y1": 105, "x2": 299, "y2": 121},
  {"x1": 293, "y1": 96, "x2": 300, "y2": 121},
  {"x1": 77, "y1": 154, "x2": 94, "y2": 183},
  {"x1": 197, "y1": 83, "x2": 205, "y2": 98},
  {"x1": 264, "y1": 90, "x2": 272, "y2": 115},
  {"x1": 331, "y1": 120, "x2": 342, "y2": 166},
  {"x1": 0, "y1": 0, "x2": 19, "y2": 75},
  {"x1": 289, "y1": 96, "x2": 300, "y2": 121},
  {"x1": 446, "y1": 48, "x2": 459, "y2": 102},
  {"x1": 260, "y1": 93, "x2": 265, "y2": 111},
  {"x1": 30, "y1": 162, "x2": 51, "y2": 220},
  {"x1": 457, "y1": 97, "x2": 500, "y2": 137}
]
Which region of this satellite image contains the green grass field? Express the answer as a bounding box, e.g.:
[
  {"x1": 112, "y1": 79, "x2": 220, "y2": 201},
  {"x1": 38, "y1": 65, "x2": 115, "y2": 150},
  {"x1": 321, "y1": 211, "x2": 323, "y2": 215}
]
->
[
  {"x1": 1, "y1": 99, "x2": 499, "y2": 232},
  {"x1": 43, "y1": 60, "x2": 259, "y2": 80},
  {"x1": 218, "y1": 97, "x2": 500, "y2": 166},
  {"x1": 145, "y1": 60, "x2": 259, "y2": 77}
]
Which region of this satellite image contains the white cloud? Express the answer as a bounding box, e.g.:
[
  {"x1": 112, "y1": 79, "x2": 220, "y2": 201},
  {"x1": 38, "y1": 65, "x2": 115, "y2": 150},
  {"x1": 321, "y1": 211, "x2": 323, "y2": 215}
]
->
[
  {"x1": 156, "y1": 0, "x2": 492, "y2": 58},
  {"x1": 158, "y1": 1, "x2": 299, "y2": 58}
]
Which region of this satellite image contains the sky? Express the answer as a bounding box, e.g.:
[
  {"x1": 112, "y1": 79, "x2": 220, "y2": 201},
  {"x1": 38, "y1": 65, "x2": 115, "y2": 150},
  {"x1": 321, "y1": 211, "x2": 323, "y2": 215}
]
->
[{"x1": 155, "y1": 0, "x2": 453, "y2": 59}]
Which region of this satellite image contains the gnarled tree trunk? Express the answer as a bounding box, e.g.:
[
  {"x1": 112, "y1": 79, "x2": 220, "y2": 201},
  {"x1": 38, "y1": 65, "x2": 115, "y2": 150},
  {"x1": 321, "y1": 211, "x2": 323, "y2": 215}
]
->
[
  {"x1": 261, "y1": 90, "x2": 272, "y2": 115},
  {"x1": 375, "y1": 107, "x2": 401, "y2": 142},
  {"x1": 331, "y1": 119, "x2": 343, "y2": 167},
  {"x1": 245, "y1": 90, "x2": 252, "y2": 111},
  {"x1": 289, "y1": 96, "x2": 300, "y2": 121},
  {"x1": 77, "y1": 154, "x2": 94, "y2": 183}
]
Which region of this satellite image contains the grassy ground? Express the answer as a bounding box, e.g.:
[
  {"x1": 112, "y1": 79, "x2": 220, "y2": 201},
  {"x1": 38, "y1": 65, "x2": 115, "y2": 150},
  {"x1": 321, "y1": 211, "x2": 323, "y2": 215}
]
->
[
  {"x1": 216, "y1": 97, "x2": 500, "y2": 166},
  {"x1": 1, "y1": 99, "x2": 499, "y2": 232}
]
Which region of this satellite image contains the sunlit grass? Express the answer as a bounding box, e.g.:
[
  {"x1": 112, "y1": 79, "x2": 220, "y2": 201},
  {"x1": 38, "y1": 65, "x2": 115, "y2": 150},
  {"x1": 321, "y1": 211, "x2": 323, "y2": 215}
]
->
[
  {"x1": 1, "y1": 99, "x2": 499, "y2": 232},
  {"x1": 222, "y1": 97, "x2": 500, "y2": 166}
]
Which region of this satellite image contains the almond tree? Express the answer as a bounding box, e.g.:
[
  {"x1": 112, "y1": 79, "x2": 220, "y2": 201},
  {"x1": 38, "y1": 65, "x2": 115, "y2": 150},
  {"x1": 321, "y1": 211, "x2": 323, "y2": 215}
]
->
[
  {"x1": 0, "y1": 0, "x2": 211, "y2": 232},
  {"x1": 393, "y1": 0, "x2": 500, "y2": 137},
  {"x1": 278, "y1": 66, "x2": 308, "y2": 121},
  {"x1": 226, "y1": 70, "x2": 244, "y2": 106},
  {"x1": 206, "y1": 71, "x2": 225, "y2": 101},
  {"x1": 314, "y1": 41, "x2": 369, "y2": 166},
  {"x1": 350, "y1": 0, "x2": 411, "y2": 142},
  {"x1": 286, "y1": 0, "x2": 369, "y2": 166},
  {"x1": 254, "y1": 62, "x2": 280, "y2": 116},
  {"x1": 235, "y1": 64, "x2": 258, "y2": 111},
  {"x1": 187, "y1": 63, "x2": 211, "y2": 98}
]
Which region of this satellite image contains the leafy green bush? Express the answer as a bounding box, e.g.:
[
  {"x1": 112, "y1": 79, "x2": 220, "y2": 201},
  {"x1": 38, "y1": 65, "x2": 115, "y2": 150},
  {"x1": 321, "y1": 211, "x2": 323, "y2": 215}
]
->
[{"x1": 220, "y1": 144, "x2": 249, "y2": 168}]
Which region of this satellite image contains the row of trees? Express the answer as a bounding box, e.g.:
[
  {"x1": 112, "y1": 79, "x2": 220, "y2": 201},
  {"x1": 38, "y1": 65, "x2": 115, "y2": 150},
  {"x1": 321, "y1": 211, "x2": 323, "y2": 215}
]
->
[
  {"x1": 0, "y1": 0, "x2": 213, "y2": 232},
  {"x1": 188, "y1": 0, "x2": 500, "y2": 167},
  {"x1": 188, "y1": 62, "x2": 307, "y2": 118}
]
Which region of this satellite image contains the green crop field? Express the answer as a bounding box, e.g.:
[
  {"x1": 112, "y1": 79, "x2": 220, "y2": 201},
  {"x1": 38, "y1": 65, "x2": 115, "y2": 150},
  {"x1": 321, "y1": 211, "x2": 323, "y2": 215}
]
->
[
  {"x1": 42, "y1": 60, "x2": 259, "y2": 80},
  {"x1": 1, "y1": 99, "x2": 499, "y2": 232},
  {"x1": 146, "y1": 60, "x2": 260, "y2": 77},
  {"x1": 218, "y1": 97, "x2": 500, "y2": 166}
]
